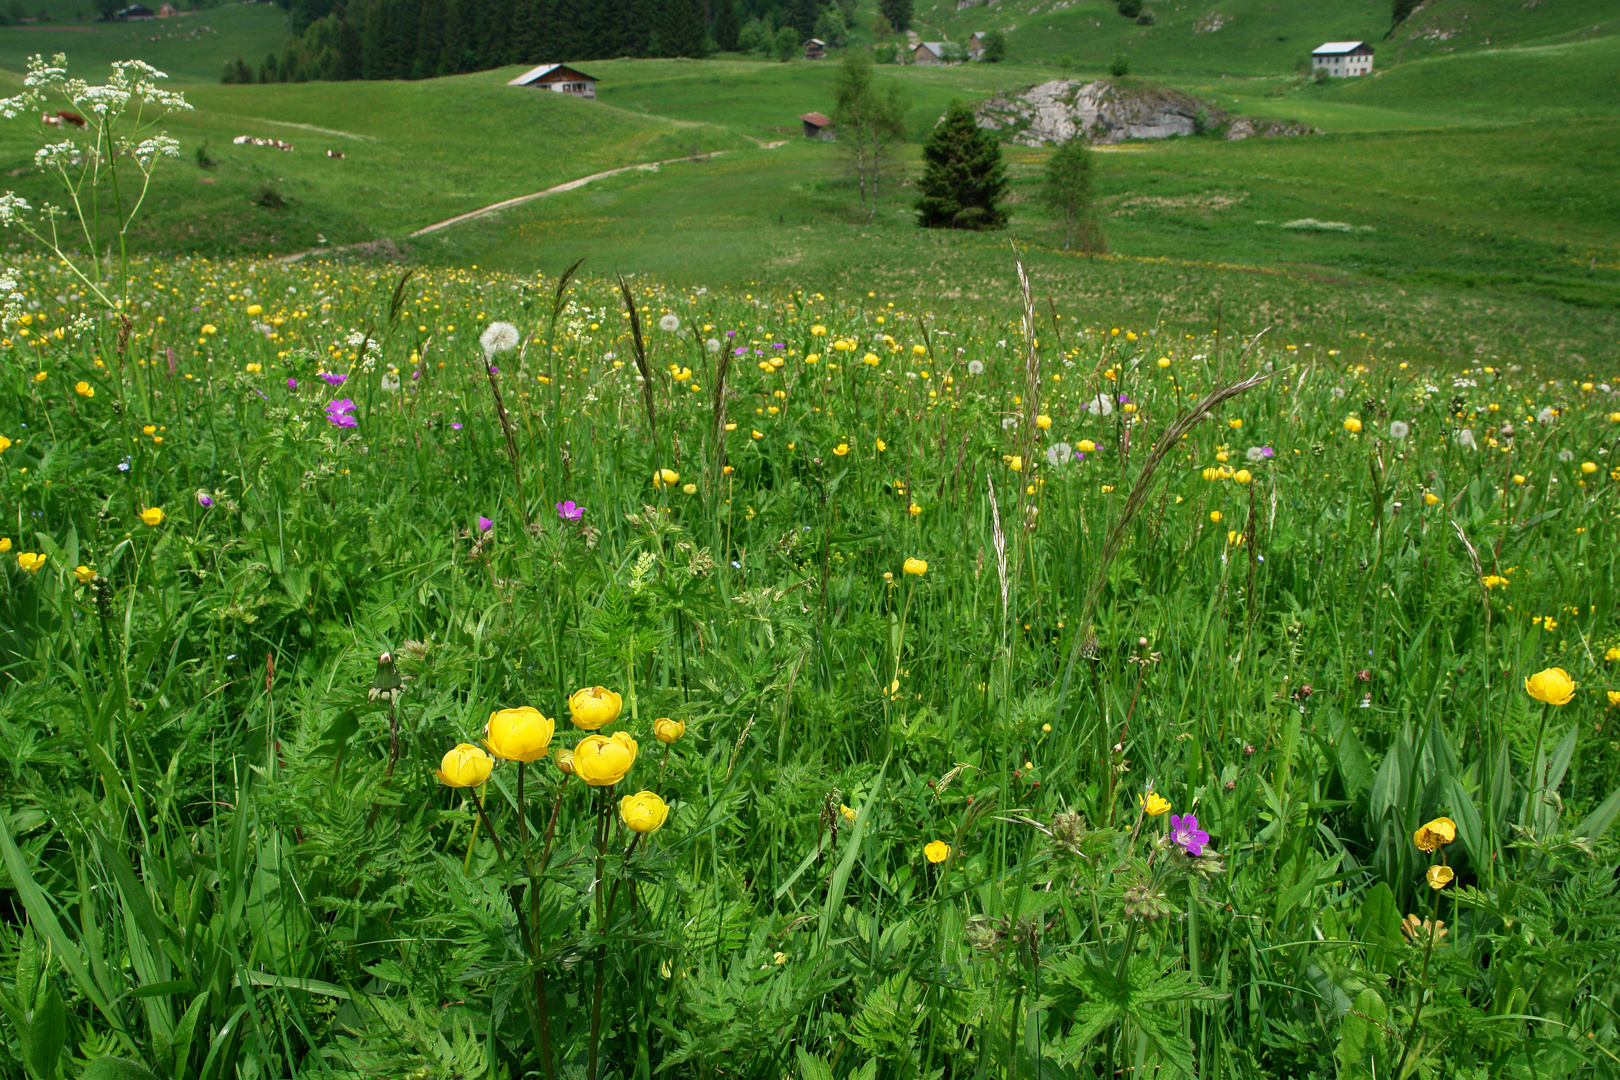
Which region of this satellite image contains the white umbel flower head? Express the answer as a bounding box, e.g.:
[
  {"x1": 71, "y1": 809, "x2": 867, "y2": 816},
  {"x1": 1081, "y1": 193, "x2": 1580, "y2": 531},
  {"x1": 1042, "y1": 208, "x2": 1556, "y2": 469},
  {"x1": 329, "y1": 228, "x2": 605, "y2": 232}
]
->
[
  {"x1": 480, "y1": 321, "x2": 520, "y2": 355},
  {"x1": 658, "y1": 314, "x2": 680, "y2": 332},
  {"x1": 1388, "y1": 420, "x2": 1410, "y2": 439}
]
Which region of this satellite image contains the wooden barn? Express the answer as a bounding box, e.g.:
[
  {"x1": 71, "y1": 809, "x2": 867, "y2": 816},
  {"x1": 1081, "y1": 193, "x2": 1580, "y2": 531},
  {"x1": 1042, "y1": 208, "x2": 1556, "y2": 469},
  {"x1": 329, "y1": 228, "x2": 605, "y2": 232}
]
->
[
  {"x1": 803, "y1": 38, "x2": 827, "y2": 60},
  {"x1": 506, "y1": 63, "x2": 599, "y2": 99},
  {"x1": 912, "y1": 42, "x2": 951, "y2": 66},
  {"x1": 798, "y1": 112, "x2": 835, "y2": 140}
]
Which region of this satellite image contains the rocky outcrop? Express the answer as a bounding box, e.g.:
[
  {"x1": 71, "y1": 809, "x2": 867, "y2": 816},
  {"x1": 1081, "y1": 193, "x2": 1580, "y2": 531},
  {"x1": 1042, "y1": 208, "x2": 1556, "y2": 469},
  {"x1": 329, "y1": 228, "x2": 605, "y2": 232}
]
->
[{"x1": 972, "y1": 79, "x2": 1321, "y2": 146}]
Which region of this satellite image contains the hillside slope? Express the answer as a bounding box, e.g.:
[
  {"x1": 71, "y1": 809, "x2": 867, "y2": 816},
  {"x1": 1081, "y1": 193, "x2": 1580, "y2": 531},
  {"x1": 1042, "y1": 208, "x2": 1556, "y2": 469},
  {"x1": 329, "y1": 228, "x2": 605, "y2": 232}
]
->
[
  {"x1": 0, "y1": 4, "x2": 289, "y2": 85},
  {"x1": 916, "y1": 0, "x2": 1618, "y2": 75}
]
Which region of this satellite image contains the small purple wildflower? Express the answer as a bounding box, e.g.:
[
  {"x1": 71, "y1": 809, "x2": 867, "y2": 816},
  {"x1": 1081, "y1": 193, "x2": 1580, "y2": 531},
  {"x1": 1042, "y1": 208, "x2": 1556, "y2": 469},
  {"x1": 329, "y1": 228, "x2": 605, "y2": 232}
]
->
[
  {"x1": 1169, "y1": 814, "x2": 1209, "y2": 857},
  {"x1": 556, "y1": 500, "x2": 584, "y2": 521},
  {"x1": 477, "y1": 516, "x2": 494, "y2": 532},
  {"x1": 197, "y1": 492, "x2": 215, "y2": 509},
  {"x1": 320, "y1": 372, "x2": 347, "y2": 387},
  {"x1": 733, "y1": 346, "x2": 749, "y2": 356},
  {"x1": 286, "y1": 377, "x2": 298, "y2": 390},
  {"x1": 1260, "y1": 446, "x2": 1275, "y2": 458},
  {"x1": 725, "y1": 330, "x2": 736, "y2": 338},
  {"x1": 451, "y1": 421, "x2": 463, "y2": 431},
  {"x1": 325, "y1": 398, "x2": 357, "y2": 429},
  {"x1": 1117, "y1": 394, "x2": 1132, "y2": 405},
  {"x1": 487, "y1": 365, "x2": 500, "y2": 375},
  {"x1": 771, "y1": 343, "x2": 785, "y2": 349}
]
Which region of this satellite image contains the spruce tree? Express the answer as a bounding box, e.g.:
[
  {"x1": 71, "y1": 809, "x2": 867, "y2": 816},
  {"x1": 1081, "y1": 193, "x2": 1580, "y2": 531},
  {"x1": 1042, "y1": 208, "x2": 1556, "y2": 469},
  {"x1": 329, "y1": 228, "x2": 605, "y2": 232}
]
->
[
  {"x1": 914, "y1": 101, "x2": 1007, "y2": 230},
  {"x1": 712, "y1": 0, "x2": 740, "y2": 51},
  {"x1": 877, "y1": 0, "x2": 909, "y2": 33},
  {"x1": 413, "y1": 0, "x2": 445, "y2": 76}
]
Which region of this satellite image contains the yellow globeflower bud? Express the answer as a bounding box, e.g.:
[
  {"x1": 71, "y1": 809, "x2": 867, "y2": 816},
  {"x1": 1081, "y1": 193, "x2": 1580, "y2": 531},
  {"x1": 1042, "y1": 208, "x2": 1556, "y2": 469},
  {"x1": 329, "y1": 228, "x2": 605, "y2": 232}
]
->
[
  {"x1": 1580, "y1": 461, "x2": 1597, "y2": 474},
  {"x1": 653, "y1": 717, "x2": 686, "y2": 744},
  {"x1": 619, "y1": 790, "x2": 670, "y2": 833},
  {"x1": 140, "y1": 507, "x2": 165, "y2": 527},
  {"x1": 73, "y1": 565, "x2": 95, "y2": 584},
  {"x1": 574, "y1": 731, "x2": 638, "y2": 786},
  {"x1": 555, "y1": 749, "x2": 576, "y2": 776},
  {"x1": 1523, "y1": 667, "x2": 1575, "y2": 705},
  {"x1": 654, "y1": 468, "x2": 680, "y2": 489},
  {"x1": 682, "y1": 483, "x2": 698, "y2": 495},
  {"x1": 436, "y1": 743, "x2": 494, "y2": 788},
  {"x1": 924, "y1": 840, "x2": 951, "y2": 864},
  {"x1": 1412, "y1": 817, "x2": 1456, "y2": 853},
  {"x1": 903, "y1": 557, "x2": 928, "y2": 576},
  {"x1": 483, "y1": 707, "x2": 555, "y2": 762},
  {"x1": 1139, "y1": 791, "x2": 1171, "y2": 816},
  {"x1": 1426, "y1": 864, "x2": 1454, "y2": 890},
  {"x1": 568, "y1": 686, "x2": 623, "y2": 730}
]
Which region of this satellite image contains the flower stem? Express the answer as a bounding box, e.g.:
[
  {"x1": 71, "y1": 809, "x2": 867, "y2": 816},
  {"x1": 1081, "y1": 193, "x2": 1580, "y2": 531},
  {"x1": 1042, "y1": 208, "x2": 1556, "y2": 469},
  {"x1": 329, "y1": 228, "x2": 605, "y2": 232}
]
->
[{"x1": 588, "y1": 787, "x2": 611, "y2": 1080}]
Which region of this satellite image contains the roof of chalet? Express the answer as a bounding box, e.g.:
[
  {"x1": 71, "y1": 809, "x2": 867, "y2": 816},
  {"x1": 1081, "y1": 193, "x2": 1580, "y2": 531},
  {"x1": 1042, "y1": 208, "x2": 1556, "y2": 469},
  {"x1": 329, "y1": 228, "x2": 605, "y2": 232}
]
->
[
  {"x1": 507, "y1": 63, "x2": 599, "y2": 86},
  {"x1": 798, "y1": 112, "x2": 833, "y2": 126},
  {"x1": 804, "y1": 38, "x2": 826, "y2": 46},
  {"x1": 1311, "y1": 41, "x2": 1373, "y2": 55},
  {"x1": 915, "y1": 41, "x2": 950, "y2": 54}
]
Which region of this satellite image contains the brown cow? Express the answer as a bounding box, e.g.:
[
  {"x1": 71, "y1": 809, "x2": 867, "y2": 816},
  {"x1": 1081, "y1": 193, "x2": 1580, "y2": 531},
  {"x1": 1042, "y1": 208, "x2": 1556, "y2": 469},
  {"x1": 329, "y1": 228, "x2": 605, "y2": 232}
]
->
[{"x1": 56, "y1": 111, "x2": 87, "y2": 129}]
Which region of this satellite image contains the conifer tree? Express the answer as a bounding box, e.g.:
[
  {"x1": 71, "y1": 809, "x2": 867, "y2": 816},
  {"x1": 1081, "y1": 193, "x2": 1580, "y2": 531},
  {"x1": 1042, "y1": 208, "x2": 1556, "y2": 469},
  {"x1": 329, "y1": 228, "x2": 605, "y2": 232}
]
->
[
  {"x1": 878, "y1": 0, "x2": 910, "y2": 33},
  {"x1": 914, "y1": 101, "x2": 1007, "y2": 230},
  {"x1": 713, "y1": 0, "x2": 740, "y2": 51}
]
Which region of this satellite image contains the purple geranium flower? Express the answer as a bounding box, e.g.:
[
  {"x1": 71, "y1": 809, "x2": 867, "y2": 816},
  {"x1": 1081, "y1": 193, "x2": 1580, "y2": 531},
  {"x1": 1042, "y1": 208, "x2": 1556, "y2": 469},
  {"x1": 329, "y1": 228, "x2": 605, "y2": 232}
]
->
[
  {"x1": 732, "y1": 346, "x2": 749, "y2": 356},
  {"x1": 556, "y1": 500, "x2": 584, "y2": 521},
  {"x1": 477, "y1": 516, "x2": 494, "y2": 532},
  {"x1": 197, "y1": 492, "x2": 214, "y2": 509},
  {"x1": 450, "y1": 421, "x2": 463, "y2": 431},
  {"x1": 1169, "y1": 814, "x2": 1209, "y2": 857},
  {"x1": 1260, "y1": 446, "x2": 1275, "y2": 458},
  {"x1": 325, "y1": 398, "x2": 357, "y2": 429},
  {"x1": 319, "y1": 372, "x2": 347, "y2": 387}
]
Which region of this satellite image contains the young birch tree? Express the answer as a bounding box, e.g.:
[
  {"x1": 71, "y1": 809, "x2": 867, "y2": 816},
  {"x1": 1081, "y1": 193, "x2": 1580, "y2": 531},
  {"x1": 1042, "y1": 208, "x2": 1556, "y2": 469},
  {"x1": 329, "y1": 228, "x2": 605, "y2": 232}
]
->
[{"x1": 833, "y1": 51, "x2": 908, "y2": 222}]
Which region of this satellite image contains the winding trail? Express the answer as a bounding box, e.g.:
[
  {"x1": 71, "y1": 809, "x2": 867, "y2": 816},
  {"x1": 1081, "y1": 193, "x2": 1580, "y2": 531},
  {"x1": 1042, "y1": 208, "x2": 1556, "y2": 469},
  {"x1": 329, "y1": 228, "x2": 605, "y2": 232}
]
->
[{"x1": 278, "y1": 140, "x2": 788, "y2": 263}]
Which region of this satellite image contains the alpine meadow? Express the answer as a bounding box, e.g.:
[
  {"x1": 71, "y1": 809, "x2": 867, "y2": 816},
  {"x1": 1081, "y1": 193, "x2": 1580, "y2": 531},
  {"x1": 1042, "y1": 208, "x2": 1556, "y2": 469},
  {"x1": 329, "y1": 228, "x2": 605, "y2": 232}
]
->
[{"x1": 0, "y1": 1, "x2": 1618, "y2": 1079}]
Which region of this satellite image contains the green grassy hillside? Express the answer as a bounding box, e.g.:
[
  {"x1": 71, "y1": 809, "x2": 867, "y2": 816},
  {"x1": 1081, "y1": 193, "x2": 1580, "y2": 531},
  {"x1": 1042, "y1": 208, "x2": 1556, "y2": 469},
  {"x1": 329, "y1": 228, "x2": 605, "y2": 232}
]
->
[
  {"x1": 0, "y1": 2, "x2": 287, "y2": 84},
  {"x1": 913, "y1": 0, "x2": 1619, "y2": 76},
  {"x1": 0, "y1": 65, "x2": 753, "y2": 254}
]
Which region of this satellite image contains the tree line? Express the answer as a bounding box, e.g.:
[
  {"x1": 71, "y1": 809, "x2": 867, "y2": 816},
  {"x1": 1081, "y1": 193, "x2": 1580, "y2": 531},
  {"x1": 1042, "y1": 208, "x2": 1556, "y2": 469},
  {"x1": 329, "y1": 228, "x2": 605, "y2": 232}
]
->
[{"x1": 232, "y1": 0, "x2": 860, "y2": 84}]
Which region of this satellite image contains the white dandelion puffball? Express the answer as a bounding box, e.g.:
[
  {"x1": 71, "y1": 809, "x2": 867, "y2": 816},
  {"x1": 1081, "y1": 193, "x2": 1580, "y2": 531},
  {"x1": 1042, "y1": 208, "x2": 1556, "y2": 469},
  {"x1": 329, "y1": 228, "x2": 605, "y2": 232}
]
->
[
  {"x1": 1388, "y1": 420, "x2": 1410, "y2": 439},
  {"x1": 658, "y1": 314, "x2": 681, "y2": 333},
  {"x1": 1557, "y1": 448, "x2": 1575, "y2": 462},
  {"x1": 480, "y1": 321, "x2": 520, "y2": 355},
  {"x1": 1458, "y1": 428, "x2": 1477, "y2": 449},
  {"x1": 380, "y1": 372, "x2": 401, "y2": 392},
  {"x1": 1537, "y1": 406, "x2": 1556, "y2": 424},
  {"x1": 1001, "y1": 416, "x2": 1018, "y2": 430},
  {"x1": 1083, "y1": 393, "x2": 1114, "y2": 417},
  {"x1": 967, "y1": 360, "x2": 985, "y2": 375},
  {"x1": 1331, "y1": 386, "x2": 1346, "y2": 399},
  {"x1": 705, "y1": 338, "x2": 721, "y2": 354},
  {"x1": 1046, "y1": 442, "x2": 1074, "y2": 467},
  {"x1": 1245, "y1": 446, "x2": 1267, "y2": 462}
]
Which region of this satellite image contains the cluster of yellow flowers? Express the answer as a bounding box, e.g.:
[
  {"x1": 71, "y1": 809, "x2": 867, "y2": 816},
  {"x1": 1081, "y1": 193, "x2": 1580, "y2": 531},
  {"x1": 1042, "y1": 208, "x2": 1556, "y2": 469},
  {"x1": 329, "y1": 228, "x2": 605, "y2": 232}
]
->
[{"x1": 436, "y1": 686, "x2": 687, "y2": 835}]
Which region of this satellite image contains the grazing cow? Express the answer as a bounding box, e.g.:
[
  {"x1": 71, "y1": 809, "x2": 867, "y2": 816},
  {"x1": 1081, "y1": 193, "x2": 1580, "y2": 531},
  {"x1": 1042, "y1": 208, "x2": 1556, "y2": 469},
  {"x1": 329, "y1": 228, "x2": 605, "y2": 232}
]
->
[
  {"x1": 56, "y1": 111, "x2": 87, "y2": 129},
  {"x1": 41, "y1": 112, "x2": 61, "y2": 128},
  {"x1": 326, "y1": 149, "x2": 345, "y2": 159}
]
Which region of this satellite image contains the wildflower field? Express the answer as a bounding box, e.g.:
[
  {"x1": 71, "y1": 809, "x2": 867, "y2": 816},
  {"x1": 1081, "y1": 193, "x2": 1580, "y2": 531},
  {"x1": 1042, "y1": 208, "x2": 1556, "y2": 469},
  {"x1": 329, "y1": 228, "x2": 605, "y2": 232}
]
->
[{"x1": 2, "y1": 244, "x2": 1619, "y2": 1080}]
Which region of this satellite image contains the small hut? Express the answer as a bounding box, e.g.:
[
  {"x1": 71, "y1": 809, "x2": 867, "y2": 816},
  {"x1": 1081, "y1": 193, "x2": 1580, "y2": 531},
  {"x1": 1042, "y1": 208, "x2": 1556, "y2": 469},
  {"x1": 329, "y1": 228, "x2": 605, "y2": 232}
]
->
[
  {"x1": 798, "y1": 112, "x2": 835, "y2": 140},
  {"x1": 506, "y1": 63, "x2": 599, "y2": 99},
  {"x1": 803, "y1": 38, "x2": 827, "y2": 60}
]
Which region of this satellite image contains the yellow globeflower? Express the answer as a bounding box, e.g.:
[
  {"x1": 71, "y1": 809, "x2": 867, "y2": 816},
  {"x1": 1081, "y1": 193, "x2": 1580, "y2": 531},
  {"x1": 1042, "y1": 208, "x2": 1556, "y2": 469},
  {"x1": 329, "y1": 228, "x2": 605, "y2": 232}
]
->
[
  {"x1": 1607, "y1": 690, "x2": 1620, "y2": 708},
  {"x1": 74, "y1": 381, "x2": 94, "y2": 398},
  {"x1": 484, "y1": 707, "x2": 555, "y2": 762},
  {"x1": 1343, "y1": 417, "x2": 1363, "y2": 433},
  {"x1": 1608, "y1": 646, "x2": 1620, "y2": 661},
  {"x1": 17, "y1": 552, "x2": 46, "y2": 573},
  {"x1": 1426, "y1": 864, "x2": 1454, "y2": 890},
  {"x1": 654, "y1": 468, "x2": 680, "y2": 489},
  {"x1": 73, "y1": 565, "x2": 95, "y2": 584},
  {"x1": 862, "y1": 352, "x2": 880, "y2": 366},
  {"x1": 1523, "y1": 667, "x2": 1575, "y2": 706},
  {"x1": 0, "y1": 435, "x2": 11, "y2": 452},
  {"x1": 140, "y1": 507, "x2": 165, "y2": 527},
  {"x1": 568, "y1": 686, "x2": 623, "y2": 730},
  {"x1": 0, "y1": 537, "x2": 9, "y2": 552},
  {"x1": 1412, "y1": 817, "x2": 1456, "y2": 853},
  {"x1": 653, "y1": 717, "x2": 686, "y2": 744},
  {"x1": 246, "y1": 303, "x2": 263, "y2": 316},
  {"x1": 903, "y1": 557, "x2": 927, "y2": 576},
  {"x1": 1139, "y1": 791, "x2": 1171, "y2": 816},
  {"x1": 1036, "y1": 414, "x2": 1052, "y2": 429},
  {"x1": 1008, "y1": 455, "x2": 1023, "y2": 472},
  {"x1": 1077, "y1": 439, "x2": 1096, "y2": 452},
  {"x1": 574, "y1": 731, "x2": 638, "y2": 786},
  {"x1": 1580, "y1": 461, "x2": 1597, "y2": 475},
  {"x1": 1209, "y1": 510, "x2": 1223, "y2": 523},
  {"x1": 435, "y1": 743, "x2": 494, "y2": 788},
  {"x1": 619, "y1": 790, "x2": 670, "y2": 833},
  {"x1": 924, "y1": 840, "x2": 951, "y2": 864}
]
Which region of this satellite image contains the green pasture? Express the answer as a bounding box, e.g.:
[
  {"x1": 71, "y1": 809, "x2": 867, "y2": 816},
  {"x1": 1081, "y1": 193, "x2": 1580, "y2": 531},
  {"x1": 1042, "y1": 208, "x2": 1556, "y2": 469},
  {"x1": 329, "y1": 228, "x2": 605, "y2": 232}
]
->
[{"x1": 0, "y1": 2, "x2": 288, "y2": 85}]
